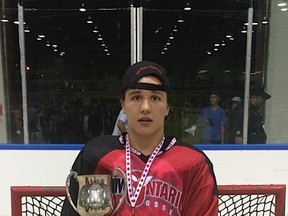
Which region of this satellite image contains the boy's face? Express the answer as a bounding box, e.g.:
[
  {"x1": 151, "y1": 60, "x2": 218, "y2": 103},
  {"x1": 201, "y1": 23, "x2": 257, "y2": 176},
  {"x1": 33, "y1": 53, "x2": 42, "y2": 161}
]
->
[
  {"x1": 209, "y1": 94, "x2": 219, "y2": 105},
  {"x1": 121, "y1": 76, "x2": 170, "y2": 136}
]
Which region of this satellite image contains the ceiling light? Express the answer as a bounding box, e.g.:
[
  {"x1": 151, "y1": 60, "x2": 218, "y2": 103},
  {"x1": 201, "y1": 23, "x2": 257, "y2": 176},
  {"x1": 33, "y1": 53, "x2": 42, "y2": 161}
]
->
[
  {"x1": 14, "y1": 21, "x2": 26, "y2": 25},
  {"x1": 281, "y1": 7, "x2": 288, "y2": 11},
  {"x1": 198, "y1": 69, "x2": 208, "y2": 74},
  {"x1": 177, "y1": 17, "x2": 184, "y2": 23},
  {"x1": 244, "y1": 22, "x2": 258, "y2": 25},
  {"x1": 277, "y1": 2, "x2": 287, "y2": 7},
  {"x1": 154, "y1": 27, "x2": 162, "y2": 34},
  {"x1": 184, "y1": 2, "x2": 191, "y2": 11},
  {"x1": 79, "y1": 4, "x2": 86, "y2": 12},
  {"x1": 173, "y1": 25, "x2": 178, "y2": 32},
  {"x1": 87, "y1": 17, "x2": 93, "y2": 24},
  {"x1": 1, "y1": 19, "x2": 9, "y2": 23}
]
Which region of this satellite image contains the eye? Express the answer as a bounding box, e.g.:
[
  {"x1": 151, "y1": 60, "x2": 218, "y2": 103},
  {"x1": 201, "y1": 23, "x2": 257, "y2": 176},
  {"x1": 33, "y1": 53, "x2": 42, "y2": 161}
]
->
[
  {"x1": 132, "y1": 95, "x2": 141, "y2": 101},
  {"x1": 151, "y1": 95, "x2": 160, "y2": 102}
]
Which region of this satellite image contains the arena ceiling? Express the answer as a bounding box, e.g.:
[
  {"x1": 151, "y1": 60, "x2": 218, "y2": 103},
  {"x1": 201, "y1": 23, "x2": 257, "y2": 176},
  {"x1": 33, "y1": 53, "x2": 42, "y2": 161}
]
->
[{"x1": 3, "y1": 0, "x2": 266, "y2": 80}]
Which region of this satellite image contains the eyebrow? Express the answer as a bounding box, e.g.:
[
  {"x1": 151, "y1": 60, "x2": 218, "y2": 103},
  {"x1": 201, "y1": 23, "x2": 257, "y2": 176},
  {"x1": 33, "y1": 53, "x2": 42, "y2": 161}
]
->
[{"x1": 127, "y1": 89, "x2": 165, "y2": 96}]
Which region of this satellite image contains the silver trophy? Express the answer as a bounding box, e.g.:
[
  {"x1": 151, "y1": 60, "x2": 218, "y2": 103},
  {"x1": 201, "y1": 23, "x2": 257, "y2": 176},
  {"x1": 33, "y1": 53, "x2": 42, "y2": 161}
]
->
[{"x1": 66, "y1": 167, "x2": 126, "y2": 216}]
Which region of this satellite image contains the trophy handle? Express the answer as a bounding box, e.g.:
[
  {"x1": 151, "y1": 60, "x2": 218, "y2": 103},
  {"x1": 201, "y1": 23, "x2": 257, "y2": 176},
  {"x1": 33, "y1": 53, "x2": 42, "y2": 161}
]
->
[
  {"x1": 65, "y1": 170, "x2": 79, "y2": 213},
  {"x1": 111, "y1": 167, "x2": 127, "y2": 216}
]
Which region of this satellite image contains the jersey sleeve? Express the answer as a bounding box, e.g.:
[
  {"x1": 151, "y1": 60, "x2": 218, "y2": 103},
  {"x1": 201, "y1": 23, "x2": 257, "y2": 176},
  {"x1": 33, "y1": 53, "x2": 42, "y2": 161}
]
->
[{"x1": 181, "y1": 152, "x2": 219, "y2": 216}]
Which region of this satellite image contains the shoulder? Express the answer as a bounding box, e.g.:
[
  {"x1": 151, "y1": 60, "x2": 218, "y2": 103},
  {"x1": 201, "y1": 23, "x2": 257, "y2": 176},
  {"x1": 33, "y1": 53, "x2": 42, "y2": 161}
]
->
[
  {"x1": 199, "y1": 106, "x2": 209, "y2": 114},
  {"x1": 173, "y1": 141, "x2": 210, "y2": 162},
  {"x1": 216, "y1": 106, "x2": 225, "y2": 113},
  {"x1": 81, "y1": 135, "x2": 123, "y2": 158}
]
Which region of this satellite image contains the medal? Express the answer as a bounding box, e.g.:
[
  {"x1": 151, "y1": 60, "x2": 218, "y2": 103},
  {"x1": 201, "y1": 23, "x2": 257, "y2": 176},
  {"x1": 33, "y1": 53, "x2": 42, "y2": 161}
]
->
[{"x1": 125, "y1": 135, "x2": 165, "y2": 213}]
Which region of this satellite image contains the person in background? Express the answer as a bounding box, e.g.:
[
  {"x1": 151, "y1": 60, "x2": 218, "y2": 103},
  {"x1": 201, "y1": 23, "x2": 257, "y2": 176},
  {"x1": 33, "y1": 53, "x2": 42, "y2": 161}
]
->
[
  {"x1": 61, "y1": 60, "x2": 218, "y2": 216},
  {"x1": 27, "y1": 103, "x2": 39, "y2": 140},
  {"x1": 226, "y1": 96, "x2": 242, "y2": 144},
  {"x1": 197, "y1": 92, "x2": 227, "y2": 144},
  {"x1": 80, "y1": 106, "x2": 93, "y2": 142},
  {"x1": 112, "y1": 109, "x2": 128, "y2": 135},
  {"x1": 233, "y1": 86, "x2": 271, "y2": 144}
]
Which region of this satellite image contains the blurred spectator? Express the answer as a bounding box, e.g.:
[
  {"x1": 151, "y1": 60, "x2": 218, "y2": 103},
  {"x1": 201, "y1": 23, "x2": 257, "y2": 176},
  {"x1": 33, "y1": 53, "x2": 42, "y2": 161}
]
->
[
  {"x1": 196, "y1": 92, "x2": 227, "y2": 144},
  {"x1": 233, "y1": 86, "x2": 271, "y2": 144},
  {"x1": 226, "y1": 96, "x2": 242, "y2": 144},
  {"x1": 27, "y1": 103, "x2": 39, "y2": 140}
]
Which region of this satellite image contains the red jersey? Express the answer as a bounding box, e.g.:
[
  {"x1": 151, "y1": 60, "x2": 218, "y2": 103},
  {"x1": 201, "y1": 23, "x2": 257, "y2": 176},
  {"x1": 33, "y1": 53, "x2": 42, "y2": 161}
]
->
[{"x1": 61, "y1": 134, "x2": 218, "y2": 216}]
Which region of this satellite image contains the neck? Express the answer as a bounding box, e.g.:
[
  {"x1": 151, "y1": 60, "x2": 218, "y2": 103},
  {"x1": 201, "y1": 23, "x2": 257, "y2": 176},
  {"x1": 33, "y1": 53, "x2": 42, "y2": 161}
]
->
[
  {"x1": 128, "y1": 132, "x2": 164, "y2": 156},
  {"x1": 210, "y1": 104, "x2": 219, "y2": 109}
]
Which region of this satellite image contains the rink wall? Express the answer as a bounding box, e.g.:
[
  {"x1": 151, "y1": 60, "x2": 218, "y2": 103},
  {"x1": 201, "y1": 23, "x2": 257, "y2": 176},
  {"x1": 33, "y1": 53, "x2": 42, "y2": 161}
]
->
[{"x1": 0, "y1": 144, "x2": 288, "y2": 216}]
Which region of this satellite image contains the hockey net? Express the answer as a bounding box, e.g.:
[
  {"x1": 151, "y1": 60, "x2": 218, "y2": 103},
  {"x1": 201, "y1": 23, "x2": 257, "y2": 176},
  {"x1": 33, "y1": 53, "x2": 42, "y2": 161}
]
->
[{"x1": 11, "y1": 184, "x2": 286, "y2": 216}]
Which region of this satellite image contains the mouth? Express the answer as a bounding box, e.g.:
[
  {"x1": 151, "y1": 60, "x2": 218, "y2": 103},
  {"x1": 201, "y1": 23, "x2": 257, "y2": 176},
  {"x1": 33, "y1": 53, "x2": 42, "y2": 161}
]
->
[{"x1": 138, "y1": 117, "x2": 152, "y2": 122}]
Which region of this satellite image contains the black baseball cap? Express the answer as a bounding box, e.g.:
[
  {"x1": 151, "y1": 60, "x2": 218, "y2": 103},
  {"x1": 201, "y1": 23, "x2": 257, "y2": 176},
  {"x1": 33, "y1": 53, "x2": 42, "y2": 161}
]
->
[
  {"x1": 250, "y1": 86, "x2": 271, "y2": 99},
  {"x1": 120, "y1": 60, "x2": 171, "y2": 93}
]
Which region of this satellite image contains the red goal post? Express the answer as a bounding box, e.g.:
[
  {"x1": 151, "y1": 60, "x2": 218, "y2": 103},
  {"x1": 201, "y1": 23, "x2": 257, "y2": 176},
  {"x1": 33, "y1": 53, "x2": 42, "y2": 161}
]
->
[{"x1": 11, "y1": 184, "x2": 286, "y2": 216}]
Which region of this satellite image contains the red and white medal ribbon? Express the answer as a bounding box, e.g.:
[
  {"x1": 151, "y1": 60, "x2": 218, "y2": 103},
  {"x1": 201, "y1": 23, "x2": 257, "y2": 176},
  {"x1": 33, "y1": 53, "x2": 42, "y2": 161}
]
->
[{"x1": 125, "y1": 135, "x2": 165, "y2": 209}]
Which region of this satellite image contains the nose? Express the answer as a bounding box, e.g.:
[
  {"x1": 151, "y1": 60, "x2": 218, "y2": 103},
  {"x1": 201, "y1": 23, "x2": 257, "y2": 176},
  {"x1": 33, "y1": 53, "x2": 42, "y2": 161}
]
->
[{"x1": 140, "y1": 99, "x2": 151, "y2": 113}]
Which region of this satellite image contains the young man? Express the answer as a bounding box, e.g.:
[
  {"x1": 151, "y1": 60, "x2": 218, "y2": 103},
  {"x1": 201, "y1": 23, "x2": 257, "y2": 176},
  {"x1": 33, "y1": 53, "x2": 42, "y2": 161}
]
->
[
  {"x1": 233, "y1": 86, "x2": 271, "y2": 144},
  {"x1": 61, "y1": 61, "x2": 218, "y2": 216},
  {"x1": 196, "y1": 92, "x2": 227, "y2": 144}
]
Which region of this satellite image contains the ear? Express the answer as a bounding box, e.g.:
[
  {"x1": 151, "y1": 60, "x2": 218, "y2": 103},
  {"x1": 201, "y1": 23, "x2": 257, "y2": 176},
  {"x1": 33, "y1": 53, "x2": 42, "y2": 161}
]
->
[
  {"x1": 120, "y1": 99, "x2": 126, "y2": 114},
  {"x1": 165, "y1": 105, "x2": 171, "y2": 116}
]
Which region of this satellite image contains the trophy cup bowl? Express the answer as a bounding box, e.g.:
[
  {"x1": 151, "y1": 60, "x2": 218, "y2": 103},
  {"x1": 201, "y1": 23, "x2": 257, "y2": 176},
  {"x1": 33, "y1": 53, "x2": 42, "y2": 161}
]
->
[{"x1": 66, "y1": 167, "x2": 126, "y2": 216}]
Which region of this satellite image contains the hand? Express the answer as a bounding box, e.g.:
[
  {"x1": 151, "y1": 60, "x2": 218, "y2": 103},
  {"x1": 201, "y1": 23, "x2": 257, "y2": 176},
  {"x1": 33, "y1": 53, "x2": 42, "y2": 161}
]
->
[{"x1": 207, "y1": 119, "x2": 213, "y2": 126}]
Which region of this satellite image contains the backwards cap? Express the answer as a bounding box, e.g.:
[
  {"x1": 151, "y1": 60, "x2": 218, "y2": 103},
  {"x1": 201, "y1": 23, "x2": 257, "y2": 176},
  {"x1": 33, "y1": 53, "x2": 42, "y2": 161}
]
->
[{"x1": 120, "y1": 61, "x2": 171, "y2": 93}]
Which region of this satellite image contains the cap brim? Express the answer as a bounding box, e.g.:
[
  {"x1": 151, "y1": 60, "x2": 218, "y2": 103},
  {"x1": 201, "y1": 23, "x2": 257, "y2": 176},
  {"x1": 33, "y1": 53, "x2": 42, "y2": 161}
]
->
[{"x1": 264, "y1": 93, "x2": 271, "y2": 99}]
